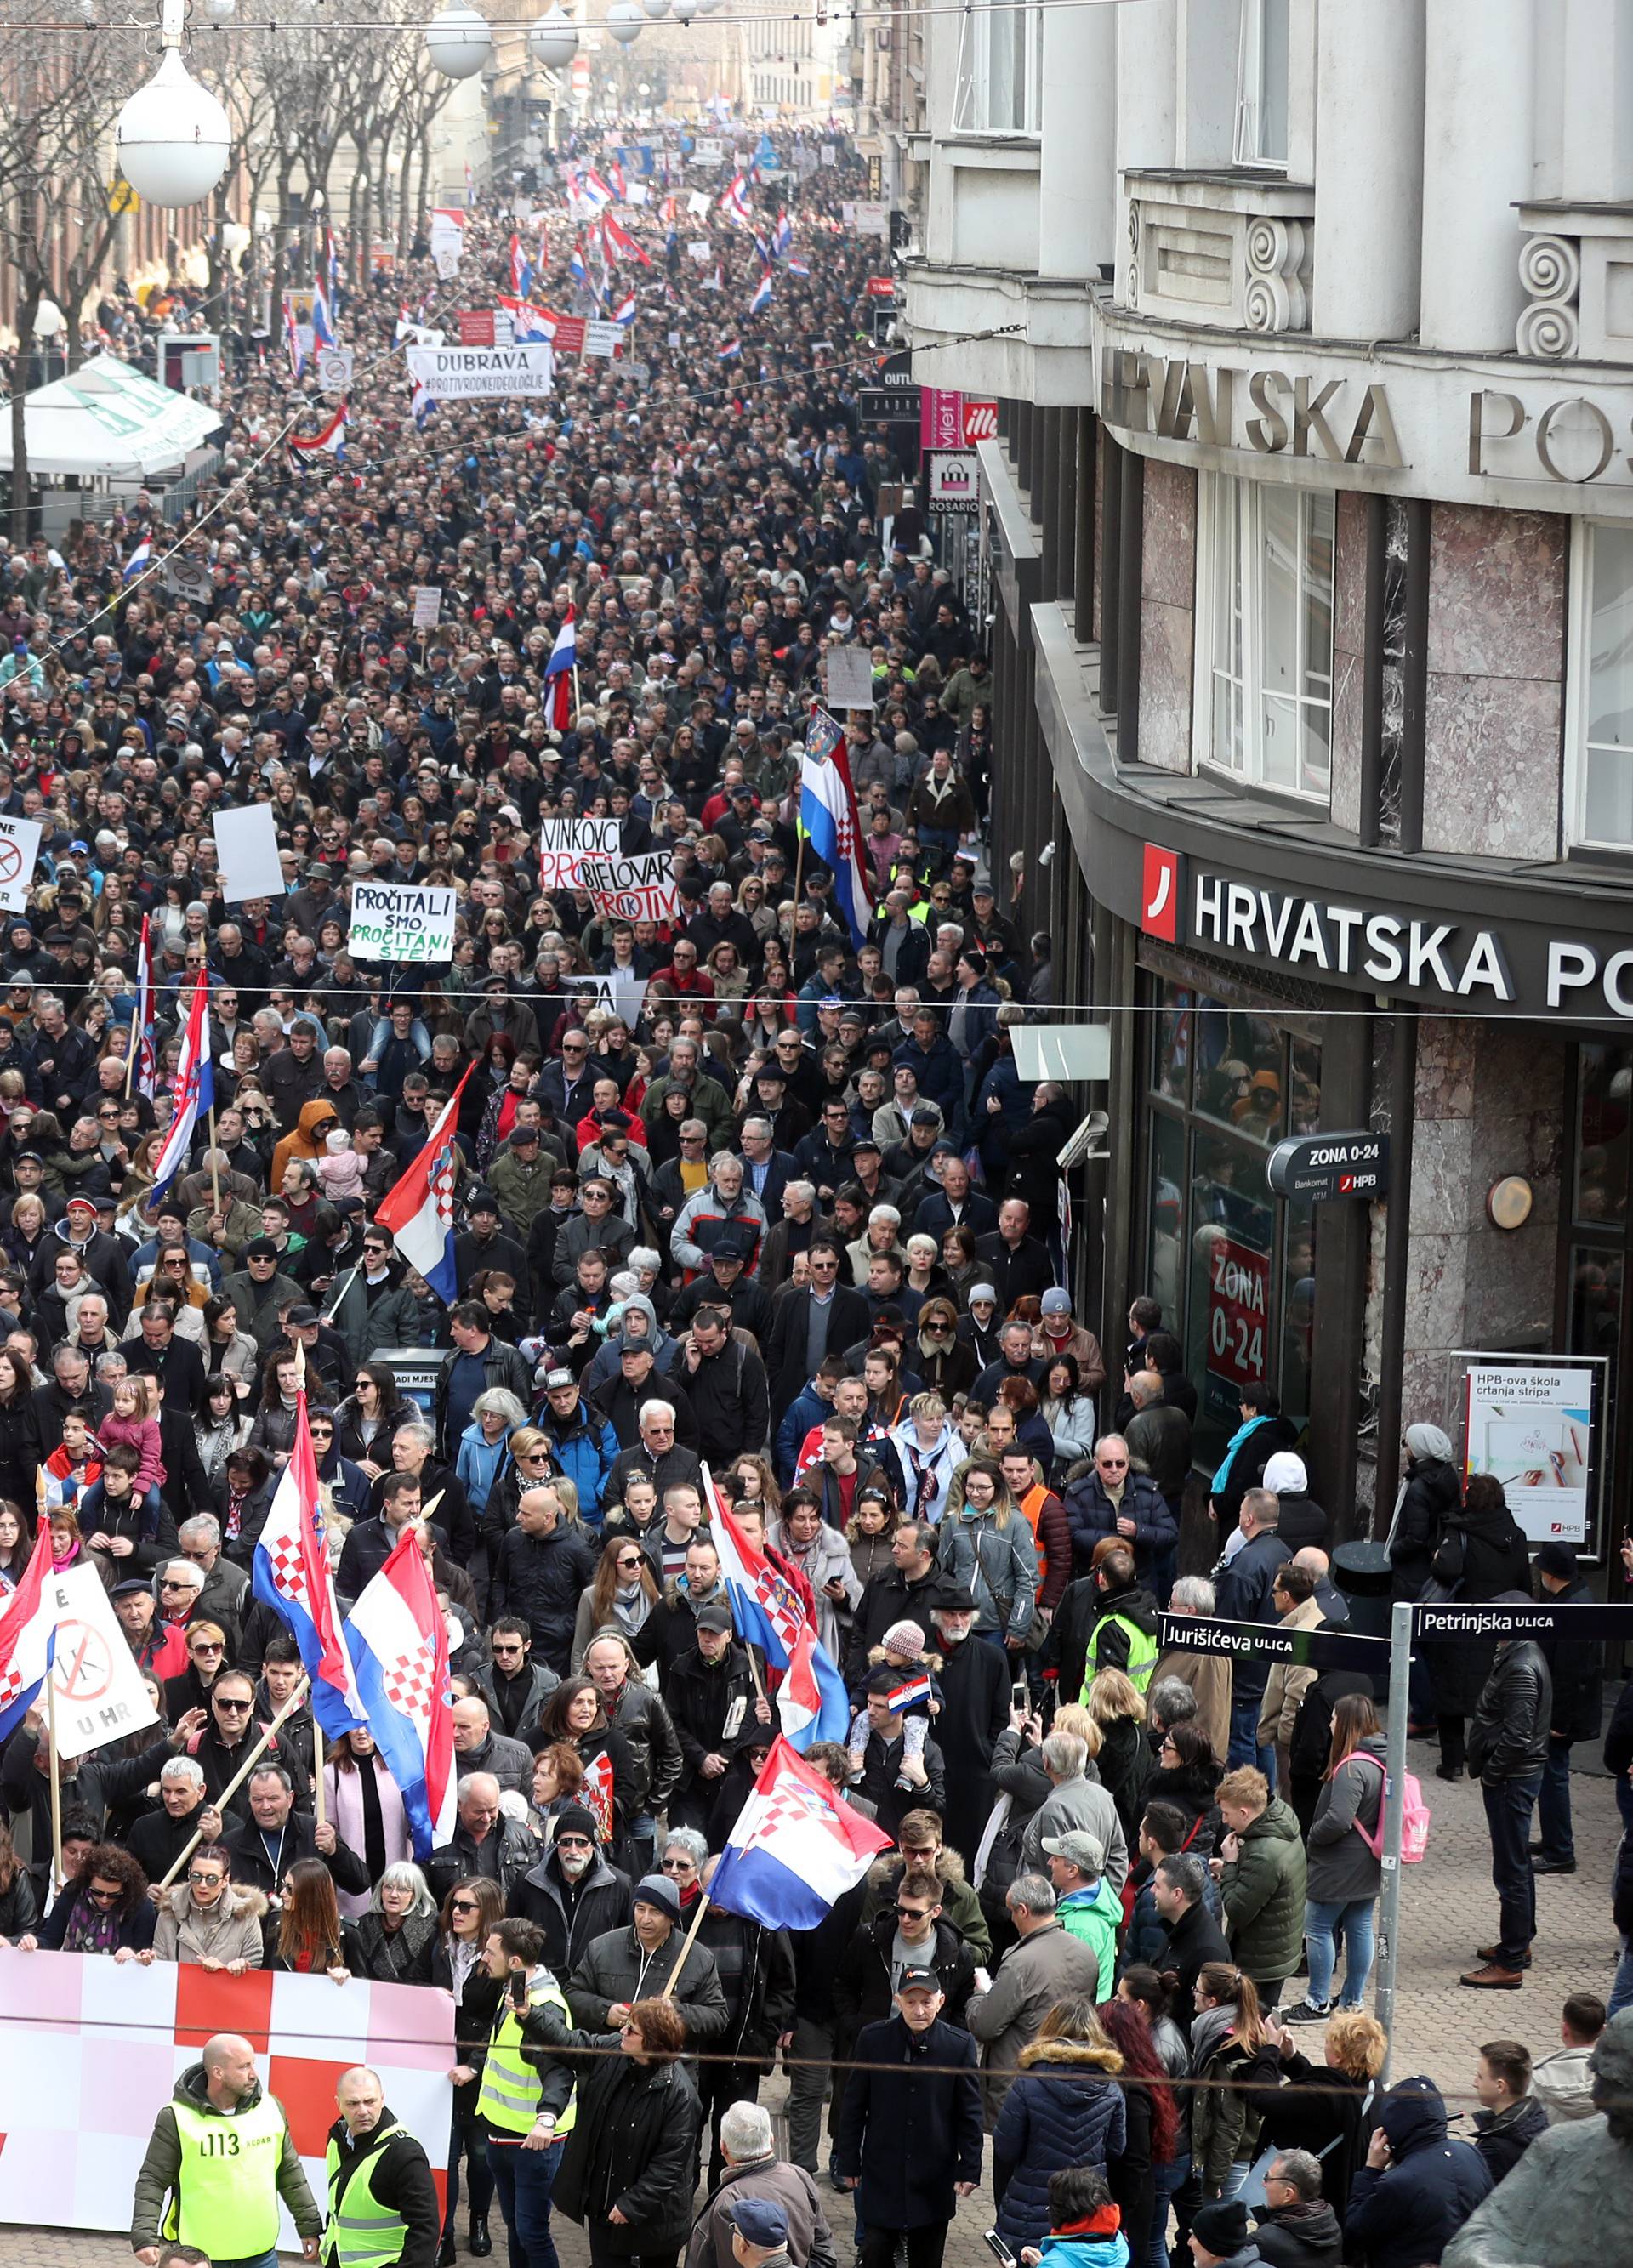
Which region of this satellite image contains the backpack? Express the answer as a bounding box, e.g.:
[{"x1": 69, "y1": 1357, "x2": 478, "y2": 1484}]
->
[{"x1": 1349, "y1": 1753, "x2": 1431, "y2": 1862}]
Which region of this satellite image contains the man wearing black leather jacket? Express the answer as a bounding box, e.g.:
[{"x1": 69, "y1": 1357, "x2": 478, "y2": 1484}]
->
[{"x1": 1462, "y1": 1593, "x2": 1552, "y2": 1991}]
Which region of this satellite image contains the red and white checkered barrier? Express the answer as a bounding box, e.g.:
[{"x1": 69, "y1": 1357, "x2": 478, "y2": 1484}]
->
[{"x1": 0, "y1": 1950, "x2": 452, "y2": 2237}]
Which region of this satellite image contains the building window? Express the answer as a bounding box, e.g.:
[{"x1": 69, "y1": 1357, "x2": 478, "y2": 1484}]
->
[
  {"x1": 1569, "y1": 520, "x2": 1633, "y2": 852},
  {"x1": 1197, "y1": 472, "x2": 1334, "y2": 804},
  {"x1": 953, "y1": 0, "x2": 1041, "y2": 135},
  {"x1": 1233, "y1": 0, "x2": 1289, "y2": 168},
  {"x1": 1141, "y1": 978, "x2": 1321, "y2": 1471}
]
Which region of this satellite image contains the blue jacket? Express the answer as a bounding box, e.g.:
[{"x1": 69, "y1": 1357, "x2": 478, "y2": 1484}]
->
[
  {"x1": 456, "y1": 1424, "x2": 512, "y2": 1521},
  {"x1": 1346, "y1": 2078, "x2": 1490, "y2": 2268},
  {"x1": 534, "y1": 1407, "x2": 620, "y2": 1524},
  {"x1": 1037, "y1": 2234, "x2": 1129, "y2": 2268},
  {"x1": 993, "y1": 2040, "x2": 1129, "y2": 2251},
  {"x1": 776, "y1": 1381, "x2": 828, "y2": 1484}
]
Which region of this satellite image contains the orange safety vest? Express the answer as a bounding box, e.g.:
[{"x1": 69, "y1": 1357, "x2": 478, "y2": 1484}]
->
[{"x1": 1018, "y1": 1481, "x2": 1053, "y2": 1598}]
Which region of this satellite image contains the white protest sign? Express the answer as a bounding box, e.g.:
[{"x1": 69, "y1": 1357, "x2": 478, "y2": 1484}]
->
[
  {"x1": 349, "y1": 881, "x2": 458, "y2": 965},
  {"x1": 580, "y1": 850, "x2": 681, "y2": 925},
  {"x1": 412, "y1": 584, "x2": 443, "y2": 629},
  {"x1": 688, "y1": 190, "x2": 712, "y2": 216},
  {"x1": 572, "y1": 970, "x2": 649, "y2": 1022},
  {"x1": 434, "y1": 247, "x2": 461, "y2": 281},
  {"x1": 316, "y1": 346, "x2": 355, "y2": 392},
  {"x1": 687, "y1": 240, "x2": 712, "y2": 263},
  {"x1": 213, "y1": 804, "x2": 285, "y2": 902},
  {"x1": 159, "y1": 556, "x2": 213, "y2": 606},
  {"x1": 0, "y1": 814, "x2": 43, "y2": 914},
  {"x1": 627, "y1": 181, "x2": 649, "y2": 205},
  {"x1": 693, "y1": 138, "x2": 725, "y2": 165},
  {"x1": 582, "y1": 320, "x2": 621, "y2": 359},
  {"x1": 47, "y1": 1565, "x2": 161, "y2": 1762},
  {"x1": 540, "y1": 816, "x2": 621, "y2": 891},
  {"x1": 405, "y1": 344, "x2": 555, "y2": 401},
  {"x1": 430, "y1": 214, "x2": 464, "y2": 271},
  {"x1": 824, "y1": 645, "x2": 877, "y2": 711}
]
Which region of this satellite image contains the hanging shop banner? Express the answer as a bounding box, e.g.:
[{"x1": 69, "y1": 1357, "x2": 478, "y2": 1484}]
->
[
  {"x1": 404, "y1": 344, "x2": 555, "y2": 401},
  {"x1": 539, "y1": 816, "x2": 621, "y2": 892},
  {"x1": 0, "y1": 1954, "x2": 452, "y2": 2237},
  {"x1": 348, "y1": 882, "x2": 458, "y2": 965},
  {"x1": 1462, "y1": 1359, "x2": 1596, "y2": 1545},
  {"x1": 580, "y1": 850, "x2": 681, "y2": 925},
  {"x1": 0, "y1": 813, "x2": 43, "y2": 914}
]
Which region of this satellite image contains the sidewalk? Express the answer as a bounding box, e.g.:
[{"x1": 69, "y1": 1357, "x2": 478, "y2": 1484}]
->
[{"x1": 0, "y1": 1759, "x2": 1619, "y2": 2268}]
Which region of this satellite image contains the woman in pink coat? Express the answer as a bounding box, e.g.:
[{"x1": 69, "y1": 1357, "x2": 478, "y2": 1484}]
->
[{"x1": 323, "y1": 1726, "x2": 413, "y2": 1917}]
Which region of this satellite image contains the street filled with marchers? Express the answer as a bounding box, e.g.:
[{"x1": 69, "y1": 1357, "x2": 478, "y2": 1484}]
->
[{"x1": 0, "y1": 115, "x2": 1621, "y2": 2268}]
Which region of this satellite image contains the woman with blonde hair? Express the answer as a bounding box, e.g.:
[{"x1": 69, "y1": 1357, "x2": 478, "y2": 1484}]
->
[
  {"x1": 992, "y1": 1994, "x2": 1127, "y2": 2252},
  {"x1": 1249, "y1": 2007, "x2": 1386, "y2": 2235},
  {"x1": 1087, "y1": 1665, "x2": 1155, "y2": 1844},
  {"x1": 1189, "y1": 1963, "x2": 1277, "y2": 2202}
]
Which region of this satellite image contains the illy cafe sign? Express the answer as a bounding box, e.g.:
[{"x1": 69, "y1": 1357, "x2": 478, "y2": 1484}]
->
[{"x1": 1139, "y1": 843, "x2": 1633, "y2": 1019}]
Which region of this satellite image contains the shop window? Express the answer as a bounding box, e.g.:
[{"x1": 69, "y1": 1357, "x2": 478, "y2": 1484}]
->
[
  {"x1": 1198, "y1": 473, "x2": 1334, "y2": 804},
  {"x1": 952, "y1": 0, "x2": 1042, "y2": 134},
  {"x1": 1569, "y1": 520, "x2": 1633, "y2": 853},
  {"x1": 1142, "y1": 979, "x2": 1320, "y2": 1468},
  {"x1": 1574, "y1": 1042, "x2": 1632, "y2": 1227}
]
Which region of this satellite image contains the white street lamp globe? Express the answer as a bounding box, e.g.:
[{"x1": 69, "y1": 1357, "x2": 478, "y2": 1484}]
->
[
  {"x1": 606, "y1": 0, "x2": 644, "y2": 41},
  {"x1": 116, "y1": 48, "x2": 231, "y2": 207},
  {"x1": 424, "y1": 7, "x2": 492, "y2": 78},
  {"x1": 203, "y1": 0, "x2": 236, "y2": 22},
  {"x1": 671, "y1": 0, "x2": 698, "y2": 20},
  {"x1": 33, "y1": 302, "x2": 65, "y2": 341},
  {"x1": 698, "y1": 0, "x2": 722, "y2": 13},
  {"x1": 641, "y1": 0, "x2": 669, "y2": 17},
  {"x1": 529, "y1": 5, "x2": 578, "y2": 66}
]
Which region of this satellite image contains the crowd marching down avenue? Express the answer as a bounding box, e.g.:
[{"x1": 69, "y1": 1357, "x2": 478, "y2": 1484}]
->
[{"x1": 0, "y1": 103, "x2": 1623, "y2": 2268}]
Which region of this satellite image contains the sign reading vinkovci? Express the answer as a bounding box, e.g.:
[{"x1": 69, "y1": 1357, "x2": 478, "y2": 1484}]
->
[{"x1": 349, "y1": 883, "x2": 457, "y2": 964}]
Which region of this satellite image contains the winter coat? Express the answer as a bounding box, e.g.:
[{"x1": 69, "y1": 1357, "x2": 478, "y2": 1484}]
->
[
  {"x1": 966, "y1": 1921, "x2": 1102, "y2": 2103},
  {"x1": 1472, "y1": 2095, "x2": 1549, "y2": 2184},
  {"x1": 834, "y1": 2013, "x2": 984, "y2": 2230},
  {"x1": 1535, "y1": 1575, "x2": 1603, "y2": 1742},
  {"x1": 1257, "y1": 1597, "x2": 1328, "y2": 1752},
  {"x1": 1467, "y1": 1640, "x2": 1552, "y2": 1786},
  {"x1": 1063, "y1": 1469, "x2": 1175, "y2": 1585},
  {"x1": 1190, "y1": 2007, "x2": 1279, "y2": 2197},
  {"x1": 599, "y1": 1671, "x2": 683, "y2": 1811},
  {"x1": 1246, "y1": 2055, "x2": 1378, "y2": 2228},
  {"x1": 566, "y1": 1921, "x2": 730, "y2": 2045},
  {"x1": 686, "y1": 2157, "x2": 836, "y2": 2268},
  {"x1": 0, "y1": 1868, "x2": 37, "y2": 1939},
  {"x1": 1304, "y1": 1739, "x2": 1386, "y2": 1903},
  {"x1": 1209, "y1": 1414, "x2": 1298, "y2": 1527},
  {"x1": 858, "y1": 1850, "x2": 993, "y2": 1964},
  {"x1": 1425, "y1": 1501, "x2": 1531, "y2": 1718},
  {"x1": 696, "y1": 1907, "x2": 797, "y2": 2062},
  {"x1": 1041, "y1": 1578, "x2": 1159, "y2": 1714},
  {"x1": 1213, "y1": 1528, "x2": 1295, "y2": 1702},
  {"x1": 932, "y1": 1629, "x2": 1017, "y2": 1861},
  {"x1": 1386, "y1": 1456, "x2": 1461, "y2": 1603},
  {"x1": 151, "y1": 1881, "x2": 269, "y2": 1967},
  {"x1": 771, "y1": 1516, "x2": 858, "y2": 1657},
  {"x1": 433, "y1": 1335, "x2": 532, "y2": 1462},
  {"x1": 1220, "y1": 1798, "x2": 1307, "y2": 1986},
  {"x1": 1254, "y1": 2200, "x2": 1343, "y2": 2268},
  {"x1": 936, "y1": 1501, "x2": 1038, "y2": 1644},
  {"x1": 833, "y1": 1910, "x2": 977, "y2": 2042},
  {"x1": 322, "y1": 1753, "x2": 414, "y2": 1917},
  {"x1": 1095, "y1": 1714, "x2": 1156, "y2": 1846},
  {"x1": 1531, "y1": 2043, "x2": 1596, "y2": 2124},
  {"x1": 665, "y1": 1640, "x2": 765, "y2": 1795},
  {"x1": 1346, "y1": 2078, "x2": 1491, "y2": 2268},
  {"x1": 533, "y1": 1406, "x2": 622, "y2": 1523},
  {"x1": 993, "y1": 2038, "x2": 1128, "y2": 2251},
  {"x1": 490, "y1": 1519, "x2": 600, "y2": 1674},
  {"x1": 553, "y1": 2049, "x2": 701, "y2": 2257},
  {"x1": 130, "y1": 2059, "x2": 322, "y2": 2252},
  {"x1": 1055, "y1": 1879, "x2": 1123, "y2": 1981},
  {"x1": 1020, "y1": 1775, "x2": 1130, "y2": 1895},
  {"x1": 510, "y1": 1846, "x2": 634, "y2": 1975},
  {"x1": 346, "y1": 1909, "x2": 438, "y2": 1985}
]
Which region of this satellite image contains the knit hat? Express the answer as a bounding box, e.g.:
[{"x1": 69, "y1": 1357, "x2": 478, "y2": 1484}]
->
[
  {"x1": 1535, "y1": 1540, "x2": 1579, "y2": 1581},
  {"x1": 967, "y1": 1284, "x2": 998, "y2": 1307},
  {"x1": 632, "y1": 1872, "x2": 681, "y2": 1922},
  {"x1": 1192, "y1": 2203, "x2": 1249, "y2": 2259},
  {"x1": 1404, "y1": 1422, "x2": 1454, "y2": 1464},
  {"x1": 881, "y1": 1620, "x2": 927, "y2": 1663},
  {"x1": 1261, "y1": 1452, "x2": 1307, "y2": 1495},
  {"x1": 552, "y1": 1803, "x2": 600, "y2": 1845}
]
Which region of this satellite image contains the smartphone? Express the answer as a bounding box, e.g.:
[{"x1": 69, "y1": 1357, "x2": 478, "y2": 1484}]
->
[
  {"x1": 509, "y1": 1968, "x2": 529, "y2": 2013},
  {"x1": 983, "y1": 2233, "x2": 1019, "y2": 2268},
  {"x1": 1011, "y1": 1681, "x2": 1029, "y2": 1712}
]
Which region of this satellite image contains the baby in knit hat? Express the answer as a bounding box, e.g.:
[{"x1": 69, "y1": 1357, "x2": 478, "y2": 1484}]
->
[
  {"x1": 849, "y1": 1618, "x2": 942, "y2": 1788},
  {"x1": 316, "y1": 1124, "x2": 367, "y2": 1202}
]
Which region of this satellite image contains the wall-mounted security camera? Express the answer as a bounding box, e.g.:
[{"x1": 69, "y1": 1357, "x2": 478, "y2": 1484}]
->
[{"x1": 1038, "y1": 839, "x2": 1056, "y2": 867}]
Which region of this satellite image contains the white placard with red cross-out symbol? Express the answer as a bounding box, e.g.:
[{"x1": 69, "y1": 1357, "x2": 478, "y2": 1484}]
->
[
  {"x1": 0, "y1": 814, "x2": 42, "y2": 915},
  {"x1": 46, "y1": 1565, "x2": 160, "y2": 1761}
]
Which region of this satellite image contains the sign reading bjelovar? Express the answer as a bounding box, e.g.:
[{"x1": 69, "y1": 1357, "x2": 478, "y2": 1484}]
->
[
  {"x1": 1266, "y1": 1130, "x2": 1390, "y2": 1202},
  {"x1": 580, "y1": 850, "x2": 680, "y2": 925},
  {"x1": 350, "y1": 882, "x2": 457, "y2": 963}
]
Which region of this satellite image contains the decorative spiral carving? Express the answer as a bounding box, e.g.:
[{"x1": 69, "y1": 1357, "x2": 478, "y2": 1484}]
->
[
  {"x1": 1244, "y1": 272, "x2": 1292, "y2": 332},
  {"x1": 1516, "y1": 298, "x2": 1579, "y2": 358},
  {"x1": 1129, "y1": 201, "x2": 1140, "y2": 251},
  {"x1": 1519, "y1": 232, "x2": 1579, "y2": 303},
  {"x1": 1245, "y1": 215, "x2": 1286, "y2": 276},
  {"x1": 1126, "y1": 261, "x2": 1140, "y2": 309}
]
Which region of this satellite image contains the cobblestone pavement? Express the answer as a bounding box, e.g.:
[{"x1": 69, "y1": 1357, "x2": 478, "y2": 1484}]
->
[{"x1": 2, "y1": 1757, "x2": 1620, "y2": 2268}]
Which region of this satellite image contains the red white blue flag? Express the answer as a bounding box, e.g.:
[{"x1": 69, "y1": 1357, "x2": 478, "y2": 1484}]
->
[{"x1": 708, "y1": 1737, "x2": 890, "y2": 1930}]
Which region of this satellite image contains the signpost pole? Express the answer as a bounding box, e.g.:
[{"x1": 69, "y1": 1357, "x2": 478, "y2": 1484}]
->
[{"x1": 1373, "y1": 1598, "x2": 1414, "y2": 2083}]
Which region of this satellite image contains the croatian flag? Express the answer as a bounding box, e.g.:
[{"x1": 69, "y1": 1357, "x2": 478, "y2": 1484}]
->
[
  {"x1": 324, "y1": 225, "x2": 339, "y2": 299},
  {"x1": 543, "y1": 604, "x2": 577, "y2": 730},
  {"x1": 146, "y1": 969, "x2": 213, "y2": 1204},
  {"x1": 606, "y1": 160, "x2": 629, "y2": 201},
  {"x1": 581, "y1": 1748, "x2": 614, "y2": 1844},
  {"x1": 717, "y1": 338, "x2": 742, "y2": 362},
  {"x1": 580, "y1": 168, "x2": 615, "y2": 211},
  {"x1": 374, "y1": 1061, "x2": 477, "y2": 1303},
  {"x1": 748, "y1": 272, "x2": 772, "y2": 318},
  {"x1": 252, "y1": 1389, "x2": 369, "y2": 1742},
  {"x1": 344, "y1": 1525, "x2": 454, "y2": 1859},
  {"x1": 287, "y1": 402, "x2": 348, "y2": 464},
  {"x1": 602, "y1": 212, "x2": 651, "y2": 265},
  {"x1": 411, "y1": 378, "x2": 436, "y2": 430},
  {"x1": 569, "y1": 236, "x2": 590, "y2": 290},
  {"x1": 800, "y1": 707, "x2": 872, "y2": 948},
  {"x1": 285, "y1": 295, "x2": 305, "y2": 378},
  {"x1": 132, "y1": 912, "x2": 157, "y2": 1098},
  {"x1": 612, "y1": 292, "x2": 636, "y2": 327},
  {"x1": 788, "y1": 255, "x2": 810, "y2": 277},
  {"x1": 707, "y1": 1736, "x2": 890, "y2": 1930},
  {"x1": 509, "y1": 232, "x2": 534, "y2": 298},
  {"x1": 707, "y1": 1470, "x2": 850, "y2": 1748},
  {"x1": 887, "y1": 1674, "x2": 933, "y2": 1713},
  {"x1": 122, "y1": 537, "x2": 151, "y2": 587},
  {"x1": 0, "y1": 1526, "x2": 56, "y2": 1748},
  {"x1": 773, "y1": 210, "x2": 792, "y2": 259},
  {"x1": 311, "y1": 277, "x2": 337, "y2": 349},
  {"x1": 499, "y1": 294, "x2": 555, "y2": 343},
  {"x1": 720, "y1": 174, "x2": 753, "y2": 229}
]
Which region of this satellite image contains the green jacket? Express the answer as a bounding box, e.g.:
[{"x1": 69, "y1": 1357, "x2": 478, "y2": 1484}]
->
[
  {"x1": 131, "y1": 2061, "x2": 321, "y2": 2251},
  {"x1": 489, "y1": 1151, "x2": 556, "y2": 1239},
  {"x1": 1220, "y1": 1796, "x2": 1307, "y2": 1984},
  {"x1": 1055, "y1": 1878, "x2": 1120, "y2": 1984}
]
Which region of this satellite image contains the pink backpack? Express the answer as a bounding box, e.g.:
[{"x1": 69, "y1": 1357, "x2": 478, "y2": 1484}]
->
[{"x1": 1350, "y1": 1754, "x2": 1431, "y2": 1863}]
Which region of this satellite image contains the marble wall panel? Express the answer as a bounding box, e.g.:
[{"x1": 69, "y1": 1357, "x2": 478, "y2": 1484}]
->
[
  {"x1": 1426, "y1": 503, "x2": 1567, "y2": 681},
  {"x1": 1139, "y1": 600, "x2": 1195, "y2": 774},
  {"x1": 1421, "y1": 672, "x2": 1563, "y2": 859}
]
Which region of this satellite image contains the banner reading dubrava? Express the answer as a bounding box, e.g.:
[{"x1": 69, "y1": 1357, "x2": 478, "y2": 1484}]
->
[
  {"x1": 349, "y1": 881, "x2": 458, "y2": 963},
  {"x1": 404, "y1": 342, "x2": 555, "y2": 400}
]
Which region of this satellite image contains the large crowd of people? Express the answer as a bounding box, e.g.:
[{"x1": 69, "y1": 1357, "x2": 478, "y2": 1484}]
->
[{"x1": 0, "y1": 115, "x2": 1620, "y2": 2268}]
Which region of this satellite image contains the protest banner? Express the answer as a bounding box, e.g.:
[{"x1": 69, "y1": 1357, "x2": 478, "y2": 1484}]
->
[
  {"x1": 539, "y1": 815, "x2": 621, "y2": 891},
  {"x1": 580, "y1": 850, "x2": 681, "y2": 925},
  {"x1": 0, "y1": 1954, "x2": 452, "y2": 2236},
  {"x1": 213, "y1": 804, "x2": 284, "y2": 902},
  {"x1": 582, "y1": 319, "x2": 622, "y2": 358},
  {"x1": 823, "y1": 646, "x2": 876, "y2": 712},
  {"x1": 0, "y1": 813, "x2": 43, "y2": 914},
  {"x1": 412, "y1": 584, "x2": 443, "y2": 629},
  {"x1": 44, "y1": 1565, "x2": 160, "y2": 1761},
  {"x1": 348, "y1": 882, "x2": 458, "y2": 964},
  {"x1": 571, "y1": 969, "x2": 649, "y2": 1022},
  {"x1": 316, "y1": 346, "x2": 355, "y2": 392},
  {"x1": 404, "y1": 343, "x2": 555, "y2": 401}
]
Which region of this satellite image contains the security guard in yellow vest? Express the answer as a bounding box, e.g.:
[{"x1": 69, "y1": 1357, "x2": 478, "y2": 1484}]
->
[
  {"x1": 133, "y1": 2031, "x2": 322, "y2": 2268},
  {"x1": 476, "y1": 1918, "x2": 578, "y2": 2268},
  {"x1": 323, "y1": 2066, "x2": 440, "y2": 2268}
]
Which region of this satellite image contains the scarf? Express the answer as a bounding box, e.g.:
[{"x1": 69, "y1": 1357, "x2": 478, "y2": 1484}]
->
[
  {"x1": 356, "y1": 1756, "x2": 387, "y2": 1885},
  {"x1": 1055, "y1": 2208, "x2": 1122, "y2": 2237},
  {"x1": 224, "y1": 1486, "x2": 249, "y2": 1543},
  {"x1": 1210, "y1": 1412, "x2": 1270, "y2": 1491},
  {"x1": 61, "y1": 1891, "x2": 119, "y2": 1954}
]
